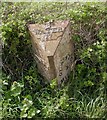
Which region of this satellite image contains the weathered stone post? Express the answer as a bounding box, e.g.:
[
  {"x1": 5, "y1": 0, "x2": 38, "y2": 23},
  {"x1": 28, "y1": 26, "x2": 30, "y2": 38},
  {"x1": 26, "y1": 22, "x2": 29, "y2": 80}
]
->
[{"x1": 28, "y1": 20, "x2": 74, "y2": 85}]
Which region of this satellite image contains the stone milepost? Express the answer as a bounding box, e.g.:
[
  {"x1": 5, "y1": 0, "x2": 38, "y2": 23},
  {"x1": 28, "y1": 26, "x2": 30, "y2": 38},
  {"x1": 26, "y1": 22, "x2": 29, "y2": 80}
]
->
[{"x1": 28, "y1": 20, "x2": 74, "y2": 85}]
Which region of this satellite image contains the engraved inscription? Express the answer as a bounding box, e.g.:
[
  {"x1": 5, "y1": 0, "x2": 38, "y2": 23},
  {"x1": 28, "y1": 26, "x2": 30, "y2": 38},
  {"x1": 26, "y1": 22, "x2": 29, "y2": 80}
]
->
[
  {"x1": 61, "y1": 75, "x2": 68, "y2": 84},
  {"x1": 33, "y1": 27, "x2": 63, "y2": 35},
  {"x1": 58, "y1": 53, "x2": 73, "y2": 83}
]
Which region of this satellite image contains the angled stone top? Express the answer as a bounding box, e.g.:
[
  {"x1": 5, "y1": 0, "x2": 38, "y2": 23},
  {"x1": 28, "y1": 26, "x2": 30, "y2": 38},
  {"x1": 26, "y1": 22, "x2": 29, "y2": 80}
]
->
[
  {"x1": 28, "y1": 20, "x2": 70, "y2": 57},
  {"x1": 46, "y1": 40, "x2": 60, "y2": 56}
]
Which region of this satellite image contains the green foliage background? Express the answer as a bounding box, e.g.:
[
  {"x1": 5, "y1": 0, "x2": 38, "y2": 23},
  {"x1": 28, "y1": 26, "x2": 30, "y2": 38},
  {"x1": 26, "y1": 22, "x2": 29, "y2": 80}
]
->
[{"x1": 1, "y1": 2, "x2": 107, "y2": 119}]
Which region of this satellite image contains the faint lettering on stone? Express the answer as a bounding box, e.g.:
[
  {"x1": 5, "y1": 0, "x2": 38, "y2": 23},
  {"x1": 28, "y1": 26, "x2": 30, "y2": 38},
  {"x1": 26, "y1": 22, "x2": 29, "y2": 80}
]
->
[
  {"x1": 60, "y1": 75, "x2": 68, "y2": 84},
  {"x1": 60, "y1": 53, "x2": 72, "y2": 66},
  {"x1": 33, "y1": 27, "x2": 63, "y2": 35},
  {"x1": 58, "y1": 53, "x2": 73, "y2": 82}
]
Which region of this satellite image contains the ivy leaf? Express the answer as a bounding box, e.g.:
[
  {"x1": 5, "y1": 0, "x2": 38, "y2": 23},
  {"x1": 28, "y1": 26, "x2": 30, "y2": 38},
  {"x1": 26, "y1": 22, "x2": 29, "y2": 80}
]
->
[
  {"x1": 27, "y1": 107, "x2": 35, "y2": 118},
  {"x1": 22, "y1": 95, "x2": 33, "y2": 108},
  {"x1": 50, "y1": 79, "x2": 57, "y2": 89},
  {"x1": 20, "y1": 110, "x2": 27, "y2": 118},
  {"x1": 11, "y1": 81, "x2": 24, "y2": 97}
]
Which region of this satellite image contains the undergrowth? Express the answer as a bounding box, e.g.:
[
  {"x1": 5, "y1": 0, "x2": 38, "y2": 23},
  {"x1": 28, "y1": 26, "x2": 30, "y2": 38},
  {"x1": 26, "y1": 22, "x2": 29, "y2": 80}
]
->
[{"x1": 1, "y1": 2, "x2": 107, "y2": 119}]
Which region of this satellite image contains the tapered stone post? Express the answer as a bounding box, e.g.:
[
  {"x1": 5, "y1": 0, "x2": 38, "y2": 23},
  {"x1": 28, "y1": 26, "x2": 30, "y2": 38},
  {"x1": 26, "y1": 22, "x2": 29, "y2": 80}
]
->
[{"x1": 28, "y1": 20, "x2": 74, "y2": 84}]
